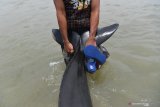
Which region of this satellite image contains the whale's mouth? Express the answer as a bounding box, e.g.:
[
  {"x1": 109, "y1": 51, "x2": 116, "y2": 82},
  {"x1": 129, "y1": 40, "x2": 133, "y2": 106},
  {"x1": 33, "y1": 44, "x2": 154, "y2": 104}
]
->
[{"x1": 52, "y1": 24, "x2": 119, "y2": 107}]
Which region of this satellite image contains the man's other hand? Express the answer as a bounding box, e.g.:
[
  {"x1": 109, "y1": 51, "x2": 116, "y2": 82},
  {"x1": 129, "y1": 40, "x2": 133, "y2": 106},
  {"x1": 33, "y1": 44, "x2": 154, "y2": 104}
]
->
[
  {"x1": 64, "y1": 42, "x2": 74, "y2": 53},
  {"x1": 85, "y1": 36, "x2": 96, "y2": 46}
]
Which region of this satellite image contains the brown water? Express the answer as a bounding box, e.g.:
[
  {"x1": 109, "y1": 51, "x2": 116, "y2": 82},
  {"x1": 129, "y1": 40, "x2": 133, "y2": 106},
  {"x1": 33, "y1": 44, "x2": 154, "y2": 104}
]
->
[{"x1": 0, "y1": 0, "x2": 160, "y2": 107}]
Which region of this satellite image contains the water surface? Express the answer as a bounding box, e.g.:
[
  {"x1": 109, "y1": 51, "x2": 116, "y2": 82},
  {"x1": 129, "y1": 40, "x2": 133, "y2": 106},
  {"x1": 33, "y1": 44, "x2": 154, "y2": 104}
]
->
[{"x1": 0, "y1": 0, "x2": 160, "y2": 107}]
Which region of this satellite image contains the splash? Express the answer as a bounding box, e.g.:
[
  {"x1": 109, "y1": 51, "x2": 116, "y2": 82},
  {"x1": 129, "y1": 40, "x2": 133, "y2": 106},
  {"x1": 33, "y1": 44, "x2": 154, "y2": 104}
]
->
[
  {"x1": 128, "y1": 102, "x2": 150, "y2": 107},
  {"x1": 49, "y1": 60, "x2": 63, "y2": 67}
]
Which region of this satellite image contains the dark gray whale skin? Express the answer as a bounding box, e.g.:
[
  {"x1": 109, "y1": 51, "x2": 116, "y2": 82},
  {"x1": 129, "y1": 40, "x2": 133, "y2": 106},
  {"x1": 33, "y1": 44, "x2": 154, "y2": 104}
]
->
[{"x1": 52, "y1": 23, "x2": 119, "y2": 107}]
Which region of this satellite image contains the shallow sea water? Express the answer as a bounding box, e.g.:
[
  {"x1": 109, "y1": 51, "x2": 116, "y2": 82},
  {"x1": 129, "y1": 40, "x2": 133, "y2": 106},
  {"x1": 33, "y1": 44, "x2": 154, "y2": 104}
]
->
[{"x1": 0, "y1": 0, "x2": 160, "y2": 107}]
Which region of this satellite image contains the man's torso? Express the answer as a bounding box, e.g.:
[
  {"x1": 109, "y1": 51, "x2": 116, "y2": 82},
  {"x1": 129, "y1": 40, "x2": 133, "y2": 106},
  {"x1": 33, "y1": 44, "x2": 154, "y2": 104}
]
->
[{"x1": 63, "y1": 0, "x2": 91, "y2": 31}]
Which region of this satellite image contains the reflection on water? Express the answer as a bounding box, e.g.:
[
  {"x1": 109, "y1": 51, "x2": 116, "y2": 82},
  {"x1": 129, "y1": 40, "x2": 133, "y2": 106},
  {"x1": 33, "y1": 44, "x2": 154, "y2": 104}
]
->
[{"x1": 0, "y1": 0, "x2": 160, "y2": 107}]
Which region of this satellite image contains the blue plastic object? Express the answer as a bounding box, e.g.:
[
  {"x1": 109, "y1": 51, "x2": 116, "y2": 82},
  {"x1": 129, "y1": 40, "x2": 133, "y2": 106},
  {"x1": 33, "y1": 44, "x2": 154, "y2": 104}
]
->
[
  {"x1": 85, "y1": 58, "x2": 96, "y2": 73},
  {"x1": 83, "y1": 45, "x2": 106, "y2": 64}
]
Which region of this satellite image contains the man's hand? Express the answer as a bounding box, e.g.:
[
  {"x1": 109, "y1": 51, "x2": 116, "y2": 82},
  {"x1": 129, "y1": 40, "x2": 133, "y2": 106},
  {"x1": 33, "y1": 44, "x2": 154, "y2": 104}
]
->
[
  {"x1": 64, "y1": 41, "x2": 74, "y2": 53},
  {"x1": 85, "y1": 36, "x2": 96, "y2": 46}
]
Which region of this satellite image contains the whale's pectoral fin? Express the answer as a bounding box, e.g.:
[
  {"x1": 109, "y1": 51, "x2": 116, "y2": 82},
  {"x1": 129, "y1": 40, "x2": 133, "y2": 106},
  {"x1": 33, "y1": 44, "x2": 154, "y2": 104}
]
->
[
  {"x1": 80, "y1": 23, "x2": 119, "y2": 50},
  {"x1": 96, "y1": 23, "x2": 119, "y2": 46},
  {"x1": 52, "y1": 29, "x2": 80, "y2": 51},
  {"x1": 52, "y1": 29, "x2": 63, "y2": 46}
]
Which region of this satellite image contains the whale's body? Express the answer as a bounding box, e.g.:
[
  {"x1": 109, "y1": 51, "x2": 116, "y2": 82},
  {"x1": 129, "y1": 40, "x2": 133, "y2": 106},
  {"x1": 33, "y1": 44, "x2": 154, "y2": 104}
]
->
[{"x1": 52, "y1": 24, "x2": 119, "y2": 107}]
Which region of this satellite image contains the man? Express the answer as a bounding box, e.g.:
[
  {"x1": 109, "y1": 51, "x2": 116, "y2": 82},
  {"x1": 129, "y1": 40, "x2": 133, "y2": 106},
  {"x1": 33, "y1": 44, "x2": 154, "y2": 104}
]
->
[
  {"x1": 54, "y1": 0, "x2": 99, "y2": 53},
  {"x1": 54, "y1": 0, "x2": 107, "y2": 72}
]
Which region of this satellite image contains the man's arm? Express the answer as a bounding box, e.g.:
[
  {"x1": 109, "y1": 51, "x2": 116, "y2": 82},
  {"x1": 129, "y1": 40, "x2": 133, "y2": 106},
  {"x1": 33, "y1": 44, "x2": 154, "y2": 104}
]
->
[
  {"x1": 54, "y1": 0, "x2": 74, "y2": 53},
  {"x1": 89, "y1": 0, "x2": 100, "y2": 37},
  {"x1": 54, "y1": 0, "x2": 68, "y2": 43}
]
